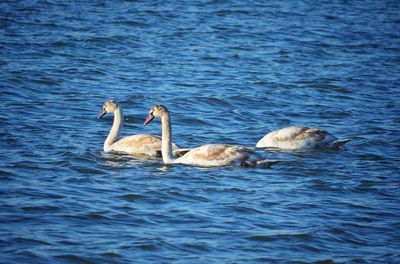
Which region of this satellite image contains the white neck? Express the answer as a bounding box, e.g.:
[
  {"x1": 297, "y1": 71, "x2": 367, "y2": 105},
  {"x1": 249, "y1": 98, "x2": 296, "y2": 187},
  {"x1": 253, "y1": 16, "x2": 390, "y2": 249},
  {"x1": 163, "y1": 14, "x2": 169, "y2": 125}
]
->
[
  {"x1": 160, "y1": 112, "x2": 175, "y2": 164},
  {"x1": 104, "y1": 107, "x2": 123, "y2": 152}
]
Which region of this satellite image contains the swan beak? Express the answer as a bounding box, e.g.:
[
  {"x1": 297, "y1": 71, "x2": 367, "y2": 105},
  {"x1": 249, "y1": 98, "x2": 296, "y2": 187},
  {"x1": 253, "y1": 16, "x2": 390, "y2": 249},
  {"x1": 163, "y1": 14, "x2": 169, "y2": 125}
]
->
[
  {"x1": 144, "y1": 113, "x2": 154, "y2": 125},
  {"x1": 97, "y1": 110, "x2": 107, "y2": 119}
]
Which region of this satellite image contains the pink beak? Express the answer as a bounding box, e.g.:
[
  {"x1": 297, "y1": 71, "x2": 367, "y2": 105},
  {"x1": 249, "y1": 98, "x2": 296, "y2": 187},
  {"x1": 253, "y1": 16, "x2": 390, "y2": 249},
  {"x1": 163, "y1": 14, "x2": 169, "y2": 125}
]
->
[{"x1": 144, "y1": 114, "x2": 154, "y2": 125}]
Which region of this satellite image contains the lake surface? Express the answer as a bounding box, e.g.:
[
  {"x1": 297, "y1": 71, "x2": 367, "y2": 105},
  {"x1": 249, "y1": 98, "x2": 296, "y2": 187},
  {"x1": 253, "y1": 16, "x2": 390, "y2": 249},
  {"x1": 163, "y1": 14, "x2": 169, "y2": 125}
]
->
[{"x1": 1, "y1": 0, "x2": 400, "y2": 263}]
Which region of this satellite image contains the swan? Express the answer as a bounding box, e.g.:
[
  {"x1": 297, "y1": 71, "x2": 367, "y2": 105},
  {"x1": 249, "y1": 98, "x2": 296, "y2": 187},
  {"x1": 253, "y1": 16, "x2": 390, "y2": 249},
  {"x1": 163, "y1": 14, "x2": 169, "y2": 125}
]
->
[
  {"x1": 256, "y1": 126, "x2": 351, "y2": 150},
  {"x1": 98, "y1": 100, "x2": 181, "y2": 156},
  {"x1": 143, "y1": 104, "x2": 279, "y2": 167}
]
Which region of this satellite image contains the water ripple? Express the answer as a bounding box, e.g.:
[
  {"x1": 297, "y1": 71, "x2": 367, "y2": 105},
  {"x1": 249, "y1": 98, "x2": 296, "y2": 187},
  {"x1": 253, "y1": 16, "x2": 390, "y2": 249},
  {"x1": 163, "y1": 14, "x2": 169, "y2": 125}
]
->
[{"x1": 1, "y1": 0, "x2": 399, "y2": 263}]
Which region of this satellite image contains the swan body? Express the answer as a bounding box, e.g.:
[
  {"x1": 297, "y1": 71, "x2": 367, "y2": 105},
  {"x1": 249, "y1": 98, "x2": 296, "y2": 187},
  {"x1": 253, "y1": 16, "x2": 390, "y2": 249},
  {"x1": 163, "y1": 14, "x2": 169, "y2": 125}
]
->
[
  {"x1": 256, "y1": 126, "x2": 351, "y2": 150},
  {"x1": 98, "y1": 100, "x2": 180, "y2": 156},
  {"x1": 144, "y1": 104, "x2": 279, "y2": 167}
]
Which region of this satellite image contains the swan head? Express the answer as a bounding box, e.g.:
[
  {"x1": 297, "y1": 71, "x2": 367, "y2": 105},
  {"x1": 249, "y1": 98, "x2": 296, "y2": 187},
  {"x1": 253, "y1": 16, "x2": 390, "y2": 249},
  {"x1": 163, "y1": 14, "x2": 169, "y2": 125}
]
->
[
  {"x1": 98, "y1": 100, "x2": 119, "y2": 119},
  {"x1": 144, "y1": 104, "x2": 168, "y2": 125}
]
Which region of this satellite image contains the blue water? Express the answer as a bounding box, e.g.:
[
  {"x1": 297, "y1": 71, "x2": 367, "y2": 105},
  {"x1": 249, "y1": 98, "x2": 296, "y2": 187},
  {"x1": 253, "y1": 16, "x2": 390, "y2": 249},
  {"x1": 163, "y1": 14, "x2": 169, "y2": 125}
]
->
[{"x1": 1, "y1": 0, "x2": 400, "y2": 263}]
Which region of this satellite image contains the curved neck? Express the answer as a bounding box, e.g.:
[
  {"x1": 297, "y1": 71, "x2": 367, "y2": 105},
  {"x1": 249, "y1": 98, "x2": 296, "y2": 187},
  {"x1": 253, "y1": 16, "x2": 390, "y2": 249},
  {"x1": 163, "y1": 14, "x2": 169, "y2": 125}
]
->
[
  {"x1": 161, "y1": 112, "x2": 175, "y2": 163},
  {"x1": 104, "y1": 107, "x2": 123, "y2": 151}
]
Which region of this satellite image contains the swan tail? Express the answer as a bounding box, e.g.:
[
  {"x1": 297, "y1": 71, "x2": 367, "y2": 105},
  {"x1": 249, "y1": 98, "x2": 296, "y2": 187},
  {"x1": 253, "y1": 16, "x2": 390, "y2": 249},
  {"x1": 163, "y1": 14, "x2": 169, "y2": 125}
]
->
[
  {"x1": 330, "y1": 138, "x2": 351, "y2": 148},
  {"x1": 241, "y1": 159, "x2": 280, "y2": 168}
]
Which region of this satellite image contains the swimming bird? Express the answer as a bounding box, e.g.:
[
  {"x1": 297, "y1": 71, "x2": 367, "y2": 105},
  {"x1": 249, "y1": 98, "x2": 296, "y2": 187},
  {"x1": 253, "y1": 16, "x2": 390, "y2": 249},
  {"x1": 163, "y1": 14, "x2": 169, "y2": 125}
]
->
[
  {"x1": 144, "y1": 104, "x2": 279, "y2": 167},
  {"x1": 256, "y1": 126, "x2": 351, "y2": 150},
  {"x1": 98, "y1": 100, "x2": 181, "y2": 156}
]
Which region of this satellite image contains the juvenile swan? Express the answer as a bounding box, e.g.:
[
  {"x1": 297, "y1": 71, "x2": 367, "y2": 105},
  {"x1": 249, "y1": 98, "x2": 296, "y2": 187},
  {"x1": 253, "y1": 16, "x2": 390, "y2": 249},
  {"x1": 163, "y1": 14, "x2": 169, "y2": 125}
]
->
[
  {"x1": 98, "y1": 100, "x2": 180, "y2": 156},
  {"x1": 144, "y1": 104, "x2": 279, "y2": 167},
  {"x1": 256, "y1": 126, "x2": 351, "y2": 150}
]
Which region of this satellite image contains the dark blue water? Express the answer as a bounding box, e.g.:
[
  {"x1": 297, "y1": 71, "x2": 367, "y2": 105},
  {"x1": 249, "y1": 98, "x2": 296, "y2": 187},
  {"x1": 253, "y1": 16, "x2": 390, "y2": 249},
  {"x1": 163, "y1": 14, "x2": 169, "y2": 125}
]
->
[{"x1": 1, "y1": 1, "x2": 400, "y2": 263}]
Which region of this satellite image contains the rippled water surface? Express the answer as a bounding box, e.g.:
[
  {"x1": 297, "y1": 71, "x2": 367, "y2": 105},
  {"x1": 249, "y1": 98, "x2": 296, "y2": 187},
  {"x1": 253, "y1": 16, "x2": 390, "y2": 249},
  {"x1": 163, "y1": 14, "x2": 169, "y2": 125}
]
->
[{"x1": 1, "y1": 1, "x2": 400, "y2": 263}]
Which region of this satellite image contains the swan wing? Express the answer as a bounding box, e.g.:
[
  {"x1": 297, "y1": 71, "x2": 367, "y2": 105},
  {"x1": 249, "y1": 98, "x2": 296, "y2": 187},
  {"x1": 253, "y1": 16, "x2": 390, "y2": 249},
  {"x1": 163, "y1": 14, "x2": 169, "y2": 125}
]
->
[
  {"x1": 176, "y1": 144, "x2": 249, "y2": 167},
  {"x1": 257, "y1": 126, "x2": 337, "y2": 149},
  {"x1": 114, "y1": 134, "x2": 178, "y2": 155},
  {"x1": 114, "y1": 134, "x2": 161, "y2": 155}
]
